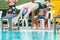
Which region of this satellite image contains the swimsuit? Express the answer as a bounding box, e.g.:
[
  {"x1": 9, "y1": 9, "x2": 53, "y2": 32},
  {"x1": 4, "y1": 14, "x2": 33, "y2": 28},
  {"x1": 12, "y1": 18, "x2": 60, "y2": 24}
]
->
[
  {"x1": 7, "y1": 3, "x2": 16, "y2": 14},
  {"x1": 38, "y1": 15, "x2": 45, "y2": 19},
  {"x1": 34, "y1": 2, "x2": 47, "y2": 19},
  {"x1": 34, "y1": 2, "x2": 47, "y2": 10}
]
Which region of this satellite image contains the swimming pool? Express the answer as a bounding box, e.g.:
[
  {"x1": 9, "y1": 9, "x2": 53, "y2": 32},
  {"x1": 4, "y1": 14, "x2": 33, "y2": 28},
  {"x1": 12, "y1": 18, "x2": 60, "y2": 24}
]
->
[
  {"x1": 57, "y1": 32, "x2": 60, "y2": 40},
  {"x1": 0, "y1": 31, "x2": 57, "y2": 40}
]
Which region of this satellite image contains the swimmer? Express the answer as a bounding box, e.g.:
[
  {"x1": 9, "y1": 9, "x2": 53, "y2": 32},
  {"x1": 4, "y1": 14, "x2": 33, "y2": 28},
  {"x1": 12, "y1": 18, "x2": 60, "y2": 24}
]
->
[
  {"x1": 33, "y1": 7, "x2": 49, "y2": 29},
  {"x1": 5, "y1": 0, "x2": 18, "y2": 14},
  {"x1": 13, "y1": 0, "x2": 54, "y2": 27}
]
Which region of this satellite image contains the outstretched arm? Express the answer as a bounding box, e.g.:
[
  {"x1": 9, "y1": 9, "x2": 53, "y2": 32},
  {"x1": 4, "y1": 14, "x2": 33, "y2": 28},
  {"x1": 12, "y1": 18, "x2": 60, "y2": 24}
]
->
[
  {"x1": 42, "y1": 1, "x2": 54, "y2": 8},
  {"x1": 47, "y1": 3, "x2": 54, "y2": 8},
  {"x1": 42, "y1": 1, "x2": 49, "y2": 4}
]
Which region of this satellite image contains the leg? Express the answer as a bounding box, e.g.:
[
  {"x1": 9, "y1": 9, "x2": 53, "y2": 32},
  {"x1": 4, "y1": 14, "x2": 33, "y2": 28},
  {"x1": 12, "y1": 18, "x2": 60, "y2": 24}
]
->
[
  {"x1": 44, "y1": 17, "x2": 48, "y2": 29},
  {"x1": 13, "y1": 8, "x2": 25, "y2": 27},
  {"x1": 44, "y1": 19, "x2": 48, "y2": 29},
  {"x1": 24, "y1": 8, "x2": 31, "y2": 19},
  {"x1": 20, "y1": 8, "x2": 32, "y2": 25},
  {"x1": 33, "y1": 16, "x2": 38, "y2": 29},
  {"x1": 14, "y1": 8, "x2": 24, "y2": 24}
]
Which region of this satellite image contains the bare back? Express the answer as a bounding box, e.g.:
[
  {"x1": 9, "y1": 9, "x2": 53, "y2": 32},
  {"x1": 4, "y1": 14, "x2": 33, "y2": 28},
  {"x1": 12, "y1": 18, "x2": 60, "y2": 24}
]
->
[{"x1": 38, "y1": 9, "x2": 46, "y2": 15}]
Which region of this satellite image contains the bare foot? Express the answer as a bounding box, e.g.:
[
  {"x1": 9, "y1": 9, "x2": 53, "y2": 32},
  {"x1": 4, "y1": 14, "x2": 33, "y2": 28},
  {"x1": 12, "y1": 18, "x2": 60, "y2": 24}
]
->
[
  {"x1": 12, "y1": 20, "x2": 18, "y2": 27},
  {"x1": 36, "y1": 27, "x2": 38, "y2": 29},
  {"x1": 13, "y1": 22, "x2": 16, "y2": 27}
]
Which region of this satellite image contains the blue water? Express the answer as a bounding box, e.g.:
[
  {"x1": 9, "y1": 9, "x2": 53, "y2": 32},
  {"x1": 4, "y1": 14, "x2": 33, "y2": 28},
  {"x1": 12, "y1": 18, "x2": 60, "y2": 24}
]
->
[{"x1": 1, "y1": 31, "x2": 56, "y2": 40}]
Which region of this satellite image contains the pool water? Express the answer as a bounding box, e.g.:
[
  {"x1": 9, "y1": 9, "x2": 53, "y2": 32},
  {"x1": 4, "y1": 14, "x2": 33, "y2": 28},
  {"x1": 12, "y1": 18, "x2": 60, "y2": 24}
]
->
[
  {"x1": 57, "y1": 32, "x2": 60, "y2": 40},
  {"x1": 0, "y1": 31, "x2": 57, "y2": 40}
]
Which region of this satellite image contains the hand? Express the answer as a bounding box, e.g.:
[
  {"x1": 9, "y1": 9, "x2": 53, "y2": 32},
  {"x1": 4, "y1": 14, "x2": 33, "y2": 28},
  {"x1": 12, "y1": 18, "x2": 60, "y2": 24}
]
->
[{"x1": 45, "y1": 17, "x2": 48, "y2": 19}]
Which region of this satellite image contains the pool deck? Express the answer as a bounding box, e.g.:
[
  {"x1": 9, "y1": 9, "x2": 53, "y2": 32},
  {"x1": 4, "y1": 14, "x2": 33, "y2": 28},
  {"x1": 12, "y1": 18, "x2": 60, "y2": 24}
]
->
[
  {"x1": 0, "y1": 23, "x2": 55, "y2": 32},
  {"x1": 0, "y1": 23, "x2": 60, "y2": 32},
  {"x1": 1, "y1": 26, "x2": 54, "y2": 32}
]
